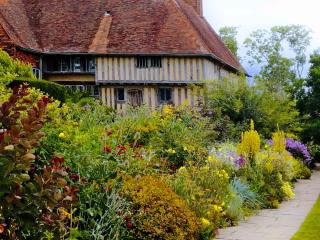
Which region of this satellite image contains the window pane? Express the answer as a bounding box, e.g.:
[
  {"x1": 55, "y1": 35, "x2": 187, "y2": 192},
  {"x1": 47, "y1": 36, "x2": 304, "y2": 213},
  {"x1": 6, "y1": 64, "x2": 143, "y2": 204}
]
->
[
  {"x1": 61, "y1": 58, "x2": 69, "y2": 72},
  {"x1": 88, "y1": 58, "x2": 96, "y2": 72},
  {"x1": 165, "y1": 89, "x2": 171, "y2": 101},
  {"x1": 160, "y1": 89, "x2": 165, "y2": 101},
  {"x1": 94, "y1": 86, "x2": 100, "y2": 96},
  {"x1": 74, "y1": 57, "x2": 81, "y2": 72},
  {"x1": 117, "y1": 88, "x2": 125, "y2": 101}
]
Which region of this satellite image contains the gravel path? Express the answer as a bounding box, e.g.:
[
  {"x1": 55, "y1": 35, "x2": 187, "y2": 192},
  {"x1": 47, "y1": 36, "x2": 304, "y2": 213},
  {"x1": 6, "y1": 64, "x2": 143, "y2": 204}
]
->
[{"x1": 217, "y1": 171, "x2": 320, "y2": 240}]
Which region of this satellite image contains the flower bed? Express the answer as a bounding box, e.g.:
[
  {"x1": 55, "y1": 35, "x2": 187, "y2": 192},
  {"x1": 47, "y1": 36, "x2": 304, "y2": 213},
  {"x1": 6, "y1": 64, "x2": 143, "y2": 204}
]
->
[{"x1": 0, "y1": 86, "x2": 312, "y2": 239}]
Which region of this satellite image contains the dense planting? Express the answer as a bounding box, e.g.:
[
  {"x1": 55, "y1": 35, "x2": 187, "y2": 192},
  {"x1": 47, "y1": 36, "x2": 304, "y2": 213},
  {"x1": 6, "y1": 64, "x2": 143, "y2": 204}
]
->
[
  {"x1": 0, "y1": 49, "x2": 317, "y2": 240},
  {"x1": 0, "y1": 83, "x2": 313, "y2": 239}
]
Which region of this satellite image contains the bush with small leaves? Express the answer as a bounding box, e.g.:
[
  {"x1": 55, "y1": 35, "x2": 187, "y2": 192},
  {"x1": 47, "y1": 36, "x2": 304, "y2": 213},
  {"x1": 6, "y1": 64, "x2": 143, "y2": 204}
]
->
[{"x1": 122, "y1": 175, "x2": 200, "y2": 240}]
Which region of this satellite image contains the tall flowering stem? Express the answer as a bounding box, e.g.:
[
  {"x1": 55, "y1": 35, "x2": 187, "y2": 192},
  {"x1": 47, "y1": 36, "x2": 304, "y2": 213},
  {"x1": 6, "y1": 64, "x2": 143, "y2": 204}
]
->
[
  {"x1": 237, "y1": 120, "x2": 261, "y2": 167},
  {"x1": 272, "y1": 131, "x2": 286, "y2": 153}
]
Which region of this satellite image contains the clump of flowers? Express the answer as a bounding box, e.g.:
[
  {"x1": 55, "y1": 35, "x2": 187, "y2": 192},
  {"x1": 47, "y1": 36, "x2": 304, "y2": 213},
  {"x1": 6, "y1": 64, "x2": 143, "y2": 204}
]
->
[
  {"x1": 281, "y1": 182, "x2": 295, "y2": 200},
  {"x1": 272, "y1": 131, "x2": 286, "y2": 153},
  {"x1": 162, "y1": 105, "x2": 174, "y2": 116},
  {"x1": 286, "y1": 138, "x2": 312, "y2": 164},
  {"x1": 237, "y1": 120, "x2": 260, "y2": 165},
  {"x1": 211, "y1": 143, "x2": 247, "y2": 169},
  {"x1": 267, "y1": 137, "x2": 312, "y2": 164},
  {"x1": 166, "y1": 148, "x2": 177, "y2": 154}
]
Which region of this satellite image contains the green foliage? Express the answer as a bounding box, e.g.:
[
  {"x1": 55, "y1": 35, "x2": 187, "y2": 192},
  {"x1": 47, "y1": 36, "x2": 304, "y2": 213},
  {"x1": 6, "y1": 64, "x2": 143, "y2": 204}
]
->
[
  {"x1": 0, "y1": 85, "x2": 77, "y2": 239},
  {"x1": 205, "y1": 76, "x2": 299, "y2": 139},
  {"x1": 230, "y1": 179, "x2": 261, "y2": 209},
  {"x1": 109, "y1": 105, "x2": 214, "y2": 169},
  {"x1": 78, "y1": 185, "x2": 131, "y2": 240},
  {"x1": 0, "y1": 50, "x2": 34, "y2": 81},
  {"x1": 0, "y1": 83, "x2": 311, "y2": 239},
  {"x1": 219, "y1": 26, "x2": 239, "y2": 57},
  {"x1": 9, "y1": 78, "x2": 68, "y2": 102},
  {"x1": 298, "y1": 51, "x2": 320, "y2": 160},
  {"x1": 244, "y1": 25, "x2": 311, "y2": 93},
  {"x1": 169, "y1": 160, "x2": 232, "y2": 238},
  {"x1": 122, "y1": 175, "x2": 200, "y2": 240}
]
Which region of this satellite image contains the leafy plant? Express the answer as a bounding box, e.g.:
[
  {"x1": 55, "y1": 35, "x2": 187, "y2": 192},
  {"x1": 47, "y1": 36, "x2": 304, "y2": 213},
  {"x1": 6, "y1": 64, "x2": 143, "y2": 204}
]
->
[
  {"x1": 169, "y1": 160, "x2": 232, "y2": 238},
  {"x1": 122, "y1": 175, "x2": 200, "y2": 240},
  {"x1": 0, "y1": 85, "x2": 77, "y2": 239}
]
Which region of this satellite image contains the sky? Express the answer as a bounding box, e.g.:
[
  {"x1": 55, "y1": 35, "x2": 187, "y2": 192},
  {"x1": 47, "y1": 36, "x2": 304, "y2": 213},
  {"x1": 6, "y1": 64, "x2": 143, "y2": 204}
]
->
[{"x1": 203, "y1": 0, "x2": 320, "y2": 76}]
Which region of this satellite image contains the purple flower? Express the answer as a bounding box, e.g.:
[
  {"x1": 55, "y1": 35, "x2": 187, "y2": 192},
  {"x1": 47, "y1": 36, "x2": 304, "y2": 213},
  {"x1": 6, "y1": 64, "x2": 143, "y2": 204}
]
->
[
  {"x1": 286, "y1": 138, "x2": 312, "y2": 164},
  {"x1": 266, "y1": 138, "x2": 312, "y2": 164},
  {"x1": 235, "y1": 155, "x2": 246, "y2": 168}
]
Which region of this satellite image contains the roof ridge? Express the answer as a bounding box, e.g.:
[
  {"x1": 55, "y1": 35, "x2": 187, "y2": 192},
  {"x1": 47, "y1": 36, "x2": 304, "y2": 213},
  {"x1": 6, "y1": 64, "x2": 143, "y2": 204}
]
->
[
  {"x1": 200, "y1": 16, "x2": 242, "y2": 69},
  {"x1": 175, "y1": 0, "x2": 242, "y2": 70},
  {"x1": 0, "y1": 0, "x2": 39, "y2": 49},
  {"x1": 173, "y1": 0, "x2": 211, "y2": 53}
]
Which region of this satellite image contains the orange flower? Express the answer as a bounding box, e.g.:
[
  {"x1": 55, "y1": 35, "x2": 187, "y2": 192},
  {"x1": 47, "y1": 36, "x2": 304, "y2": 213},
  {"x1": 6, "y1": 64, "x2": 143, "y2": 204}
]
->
[{"x1": 0, "y1": 223, "x2": 6, "y2": 234}]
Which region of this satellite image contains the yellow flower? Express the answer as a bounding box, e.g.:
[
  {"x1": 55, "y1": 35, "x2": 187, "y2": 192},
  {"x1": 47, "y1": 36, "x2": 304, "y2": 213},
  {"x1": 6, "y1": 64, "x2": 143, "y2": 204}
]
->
[
  {"x1": 212, "y1": 204, "x2": 223, "y2": 212},
  {"x1": 200, "y1": 218, "x2": 211, "y2": 227},
  {"x1": 166, "y1": 148, "x2": 176, "y2": 154},
  {"x1": 272, "y1": 130, "x2": 286, "y2": 153},
  {"x1": 162, "y1": 105, "x2": 174, "y2": 116},
  {"x1": 208, "y1": 155, "x2": 215, "y2": 163},
  {"x1": 201, "y1": 166, "x2": 210, "y2": 171},
  {"x1": 281, "y1": 182, "x2": 295, "y2": 200},
  {"x1": 178, "y1": 166, "x2": 187, "y2": 172},
  {"x1": 237, "y1": 120, "x2": 260, "y2": 157},
  {"x1": 58, "y1": 132, "x2": 67, "y2": 140},
  {"x1": 58, "y1": 207, "x2": 71, "y2": 219},
  {"x1": 265, "y1": 161, "x2": 274, "y2": 173}
]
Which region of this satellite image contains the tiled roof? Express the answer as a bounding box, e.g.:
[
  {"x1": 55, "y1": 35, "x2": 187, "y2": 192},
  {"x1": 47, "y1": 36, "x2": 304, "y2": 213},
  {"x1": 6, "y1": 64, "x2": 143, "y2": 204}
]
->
[{"x1": 0, "y1": 0, "x2": 243, "y2": 71}]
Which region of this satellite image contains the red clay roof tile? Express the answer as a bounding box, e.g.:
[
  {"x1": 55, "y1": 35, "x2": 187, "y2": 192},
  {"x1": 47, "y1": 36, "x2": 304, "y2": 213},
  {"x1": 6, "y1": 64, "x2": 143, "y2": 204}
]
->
[{"x1": 0, "y1": 0, "x2": 243, "y2": 71}]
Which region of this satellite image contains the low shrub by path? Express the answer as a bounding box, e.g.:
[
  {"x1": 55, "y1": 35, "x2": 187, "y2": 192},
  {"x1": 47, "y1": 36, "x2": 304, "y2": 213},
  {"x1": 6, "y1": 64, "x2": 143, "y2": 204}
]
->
[{"x1": 217, "y1": 172, "x2": 320, "y2": 240}]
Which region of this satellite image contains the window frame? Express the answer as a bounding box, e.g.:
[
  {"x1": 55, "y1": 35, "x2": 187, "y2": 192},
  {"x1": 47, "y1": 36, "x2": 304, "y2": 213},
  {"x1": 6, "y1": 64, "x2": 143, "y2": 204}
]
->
[
  {"x1": 116, "y1": 88, "x2": 125, "y2": 102},
  {"x1": 136, "y1": 56, "x2": 162, "y2": 69},
  {"x1": 158, "y1": 87, "x2": 173, "y2": 104}
]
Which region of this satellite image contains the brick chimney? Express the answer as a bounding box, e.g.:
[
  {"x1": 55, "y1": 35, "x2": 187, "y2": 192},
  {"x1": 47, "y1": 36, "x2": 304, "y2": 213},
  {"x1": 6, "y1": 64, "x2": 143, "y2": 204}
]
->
[{"x1": 184, "y1": 0, "x2": 203, "y2": 16}]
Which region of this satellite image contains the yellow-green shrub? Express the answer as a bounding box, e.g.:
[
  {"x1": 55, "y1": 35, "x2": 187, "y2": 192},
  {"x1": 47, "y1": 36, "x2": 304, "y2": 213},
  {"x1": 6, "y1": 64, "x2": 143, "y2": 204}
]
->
[
  {"x1": 169, "y1": 159, "x2": 232, "y2": 238},
  {"x1": 237, "y1": 120, "x2": 260, "y2": 165},
  {"x1": 122, "y1": 175, "x2": 200, "y2": 240}
]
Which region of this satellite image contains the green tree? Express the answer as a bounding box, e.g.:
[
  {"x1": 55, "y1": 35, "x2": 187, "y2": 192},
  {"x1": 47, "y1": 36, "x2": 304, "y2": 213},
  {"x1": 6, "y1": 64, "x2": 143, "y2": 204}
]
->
[
  {"x1": 204, "y1": 75, "x2": 299, "y2": 139},
  {"x1": 244, "y1": 25, "x2": 311, "y2": 93},
  {"x1": 305, "y1": 50, "x2": 320, "y2": 116},
  {"x1": 219, "y1": 26, "x2": 239, "y2": 57},
  {"x1": 300, "y1": 50, "x2": 320, "y2": 145}
]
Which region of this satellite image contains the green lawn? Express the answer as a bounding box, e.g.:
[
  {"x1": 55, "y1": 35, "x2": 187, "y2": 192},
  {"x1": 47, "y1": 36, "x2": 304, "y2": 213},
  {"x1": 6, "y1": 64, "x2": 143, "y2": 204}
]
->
[{"x1": 291, "y1": 195, "x2": 320, "y2": 240}]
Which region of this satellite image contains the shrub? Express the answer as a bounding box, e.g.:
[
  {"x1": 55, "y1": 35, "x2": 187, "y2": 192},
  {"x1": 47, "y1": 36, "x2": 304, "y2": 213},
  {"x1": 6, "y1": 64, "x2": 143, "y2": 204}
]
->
[
  {"x1": 169, "y1": 160, "x2": 232, "y2": 238},
  {"x1": 149, "y1": 105, "x2": 213, "y2": 169},
  {"x1": 230, "y1": 179, "x2": 261, "y2": 209},
  {"x1": 9, "y1": 78, "x2": 68, "y2": 102},
  {"x1": 0, "y1": 50, "x2": 34, "y2": 81},
  {"x1": 109, "y1": 105, "x2": 213, "y2": 170},
  {"x1": 122, "y1": 175, "x2": 200, "y2": 240},
  {"x1": 78, "y1": 184, "x2": 131, "y2": 240},
  {"x1": 286, "y1": 138, "x2": 312, "y2": 164},
  {"x1": 0, "y1": 85, "x2": 77, "y2": 239}
]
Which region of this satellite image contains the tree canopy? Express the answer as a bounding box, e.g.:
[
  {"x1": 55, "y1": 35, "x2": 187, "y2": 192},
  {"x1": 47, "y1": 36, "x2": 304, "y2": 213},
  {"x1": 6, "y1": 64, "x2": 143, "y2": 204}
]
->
[
  {"x1": 244, "y1": 25, "x2": 311, "y2": 94},
  {"x1": 219, "y1": 26, "x2": 239, "y2": 57}
]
